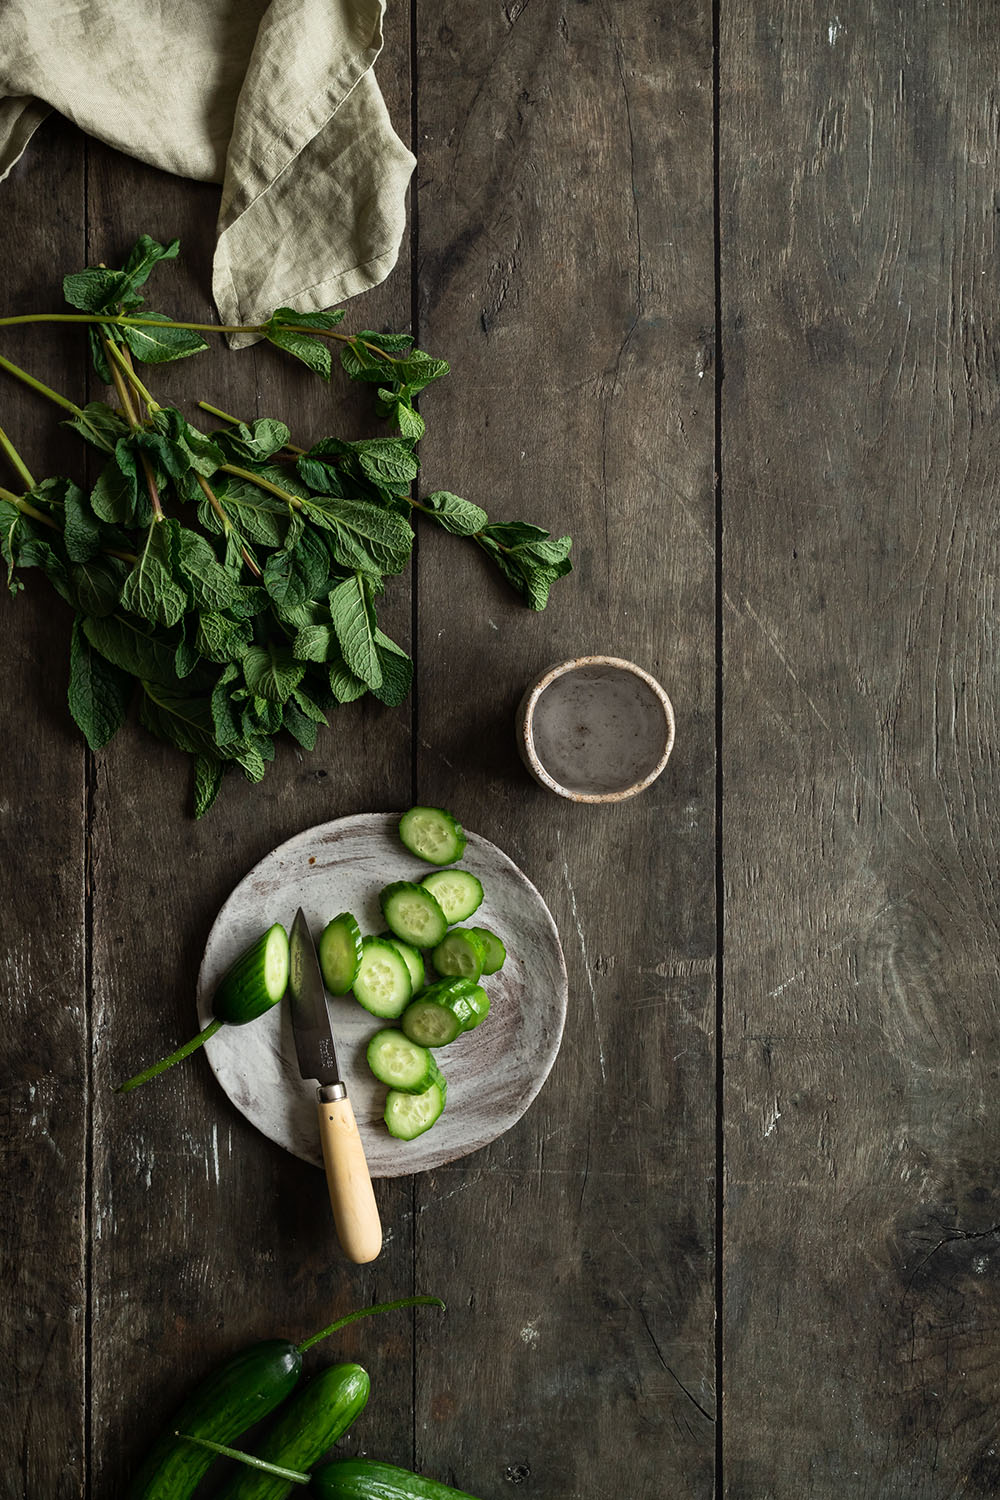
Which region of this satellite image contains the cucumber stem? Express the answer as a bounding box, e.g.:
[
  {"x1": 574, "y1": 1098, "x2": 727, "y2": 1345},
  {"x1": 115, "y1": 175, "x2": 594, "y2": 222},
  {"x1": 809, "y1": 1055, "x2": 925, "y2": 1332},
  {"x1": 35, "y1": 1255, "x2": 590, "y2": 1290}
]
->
[
  {"x1": 116, "y1": 1017, "x2": 224, "y2": 1094},
  {"x1": 297, "y1": 1295, "x2": 445, "y2": 1354},
  {"x1": 175, "y1": 1434, "x2": 310, "y2": 1483}
]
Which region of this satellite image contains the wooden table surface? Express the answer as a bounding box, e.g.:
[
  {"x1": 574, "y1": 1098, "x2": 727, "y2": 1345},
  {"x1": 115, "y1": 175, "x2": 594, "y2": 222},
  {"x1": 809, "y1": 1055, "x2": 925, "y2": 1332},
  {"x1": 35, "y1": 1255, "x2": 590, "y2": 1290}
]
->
[{"x1": 4, "y1": 3, "x2": 999, "y2": 1496}]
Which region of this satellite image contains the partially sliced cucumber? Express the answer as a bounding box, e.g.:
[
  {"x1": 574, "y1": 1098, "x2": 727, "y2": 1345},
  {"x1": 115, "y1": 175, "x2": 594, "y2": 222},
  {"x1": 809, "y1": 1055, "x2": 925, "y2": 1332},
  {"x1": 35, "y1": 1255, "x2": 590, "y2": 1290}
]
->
[
  {"x1": 419, "y1": 868, "x2": 484, "y2": 924},
  {"x1": 213, "y1": 923, "x2": 289, "y2": 1025},
  {"x1": 352, "y1": 938, "x2": 413, "y2": 1019},
  {"x1": 379, "y1": 933, "x2": 426, "y2": 995},
  {"x1": 470, "y1": 926, "x2": 506, "y2": 976},
  {"x1": 385, "y1": 1080, "x2": 447, "y2": 1140},
  {"x1": 380, "y1": 881, "x2": 448, "y2": 948},
  {"x1": 318, "y1": 912, "x2": 363, "y2": 995},
  {"x1": 431, "y1": 928, "x2": 486, "y2": 981},
  {"x1": 367, "y1": 1029, "x2": 443, "y2": 1093},
  {"x1": 401, "y1": 979, "x2": 489, "y2": 1047},
  {"x1": 398, "y1": 805, "x2": 466, "y2": 865}
]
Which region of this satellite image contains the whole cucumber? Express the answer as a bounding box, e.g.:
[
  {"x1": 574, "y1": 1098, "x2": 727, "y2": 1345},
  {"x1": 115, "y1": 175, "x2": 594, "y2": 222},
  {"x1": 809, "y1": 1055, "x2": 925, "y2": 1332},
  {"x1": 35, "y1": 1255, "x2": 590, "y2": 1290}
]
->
[
  {"x1": 312, "y1": 1459, "x2": 484, "y2": 1500},
  {"x1": 214, "y1": 1363, "x2": 370, "y2": 1500},
  {"x1": 126, "y1": 1340, "x2": 302, "y2": 1499}
]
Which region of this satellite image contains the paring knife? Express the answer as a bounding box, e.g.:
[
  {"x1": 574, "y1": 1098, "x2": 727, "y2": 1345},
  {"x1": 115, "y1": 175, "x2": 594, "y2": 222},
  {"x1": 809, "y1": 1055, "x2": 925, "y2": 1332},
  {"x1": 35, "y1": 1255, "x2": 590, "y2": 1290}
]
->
[{"x1": 288, "y1": 907, "x2": 382, "y2": 1263}]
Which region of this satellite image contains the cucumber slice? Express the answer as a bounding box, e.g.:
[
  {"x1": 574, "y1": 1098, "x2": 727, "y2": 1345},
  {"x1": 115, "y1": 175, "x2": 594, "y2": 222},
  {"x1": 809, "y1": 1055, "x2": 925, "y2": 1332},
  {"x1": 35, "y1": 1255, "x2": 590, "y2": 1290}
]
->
[
  {"x1": 470, "y1": 926, "x2": 506, "y2": 976},
  {"x1": 378, "y1": 933, "x2": 426, "y2": 995},
  {"x1": 366, "y1": 1029, "x2": 443, "y2": 1093},
  {"x1": 352, "y1": 938, "x2": 413, "y2": 1019},
  {"x1": 398, "y1": 805, "x2": 467, "y2": 865},
  {"x1": 385, "y1": 1080, "x2": 447, "y2": 1139},
  {"x1": 318, "y1": 912, "x2": 363, "y2": 994},
  {"x1": 419, "y1": 869, "x2": 484, "y2": 924},
  {"x1": 401, "y1": 979, "x2": 489, "y2": 1047},
  {"x1": 431, "y1": 928, "x2": 487, "y2": 981},
  {"x1": 380, "y1": 881, "x2": 449, "y2": 948},
  {"x1": 213, "y1": 923, "x2": 289, "y2": 1024}
]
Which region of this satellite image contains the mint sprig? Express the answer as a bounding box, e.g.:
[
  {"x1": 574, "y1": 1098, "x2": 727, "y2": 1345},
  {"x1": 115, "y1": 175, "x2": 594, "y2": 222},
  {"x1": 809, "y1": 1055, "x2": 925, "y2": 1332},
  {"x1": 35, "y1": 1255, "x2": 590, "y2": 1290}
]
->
[{"x1": 0, "y1": 235, "x2": 574, "y2": 816}]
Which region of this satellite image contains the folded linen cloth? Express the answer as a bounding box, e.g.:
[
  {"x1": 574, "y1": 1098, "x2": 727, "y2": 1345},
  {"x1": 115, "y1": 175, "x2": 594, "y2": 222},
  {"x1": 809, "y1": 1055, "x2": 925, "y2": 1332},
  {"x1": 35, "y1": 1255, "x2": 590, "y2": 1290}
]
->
[{"x1": 0, "y1": 0, "x2": 414, "y2": 340}]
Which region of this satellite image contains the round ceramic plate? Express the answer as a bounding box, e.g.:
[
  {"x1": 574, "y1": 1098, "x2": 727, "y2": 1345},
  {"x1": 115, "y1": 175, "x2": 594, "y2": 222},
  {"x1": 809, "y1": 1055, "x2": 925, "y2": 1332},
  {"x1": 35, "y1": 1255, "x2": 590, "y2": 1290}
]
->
[{"x1": 197, "y1": 813, "x2": 568, "y2": 1178}]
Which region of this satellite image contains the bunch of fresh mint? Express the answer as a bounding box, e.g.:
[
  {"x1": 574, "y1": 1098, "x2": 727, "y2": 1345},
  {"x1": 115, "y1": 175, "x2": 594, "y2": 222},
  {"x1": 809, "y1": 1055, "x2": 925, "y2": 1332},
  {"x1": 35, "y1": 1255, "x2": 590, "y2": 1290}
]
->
[{"x1": 0, "y1": 236, "x2": 572, "y2": 816}]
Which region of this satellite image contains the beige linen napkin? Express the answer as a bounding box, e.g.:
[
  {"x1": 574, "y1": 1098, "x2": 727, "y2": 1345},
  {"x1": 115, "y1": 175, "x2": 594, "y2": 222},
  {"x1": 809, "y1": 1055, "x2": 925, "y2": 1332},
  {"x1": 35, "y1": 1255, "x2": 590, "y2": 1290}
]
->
[{"x1": 0, "y1": 0, "x2": 414, "y2": 338}]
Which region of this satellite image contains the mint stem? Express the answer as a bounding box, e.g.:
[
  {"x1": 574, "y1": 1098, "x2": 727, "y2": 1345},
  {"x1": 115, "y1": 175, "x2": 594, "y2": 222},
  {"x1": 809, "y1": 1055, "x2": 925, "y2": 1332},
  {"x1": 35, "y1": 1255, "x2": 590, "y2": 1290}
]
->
[
  {"x1": 0, "y1": 421, "x2": 35, "y2": 489},
  {"x1": 99, "y1": 333, "x2": 164, "y2": 520},
  {"x1": 175, "y1": 1435, "x2": 310, "y2": 1484},
  {"x1": 116, "y1": 1017, "x2": 224, "y2": 1094},
  {"x1": 0, "y1": 312, "x2": 402, "y2": 362},
  {"x1": 0, "y1": 351, "x2": 85, "y2": 416},
  {"x1": 297, "y1": 1294, "x2": 445, "y2": 1354}
]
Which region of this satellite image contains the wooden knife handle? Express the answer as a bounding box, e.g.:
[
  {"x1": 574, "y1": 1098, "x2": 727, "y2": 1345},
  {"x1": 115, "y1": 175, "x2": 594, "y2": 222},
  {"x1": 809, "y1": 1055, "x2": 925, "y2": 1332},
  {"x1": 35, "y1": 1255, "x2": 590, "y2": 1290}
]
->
[{"x1": 316, "y1": 1089, "x2": 382, "y2": 1263}]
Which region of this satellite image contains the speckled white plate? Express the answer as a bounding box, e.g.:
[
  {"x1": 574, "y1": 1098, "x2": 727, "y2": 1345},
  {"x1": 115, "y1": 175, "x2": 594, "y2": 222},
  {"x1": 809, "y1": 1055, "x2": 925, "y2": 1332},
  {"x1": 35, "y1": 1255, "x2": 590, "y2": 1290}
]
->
[{"x1": 197, "y1": 814, "x2": 567, "y2": 1178}]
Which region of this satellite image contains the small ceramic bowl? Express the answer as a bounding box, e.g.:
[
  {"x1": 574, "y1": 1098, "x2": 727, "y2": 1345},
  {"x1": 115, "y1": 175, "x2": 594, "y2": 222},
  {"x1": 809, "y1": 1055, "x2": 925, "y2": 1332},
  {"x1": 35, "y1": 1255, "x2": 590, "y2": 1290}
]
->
[{"x1": 516, "y1": 656, "x2": 675, "y2": 803}]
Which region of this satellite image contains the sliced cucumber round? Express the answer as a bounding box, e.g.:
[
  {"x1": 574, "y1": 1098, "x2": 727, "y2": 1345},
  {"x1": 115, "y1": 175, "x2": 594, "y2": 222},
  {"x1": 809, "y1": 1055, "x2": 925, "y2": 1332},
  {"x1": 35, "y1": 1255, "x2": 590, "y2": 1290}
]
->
[
  {"x1": 378, "y1": 933, "x2": 426, "y2": 995},
  {"x1": 400, "y1": 979, "x2": 489, "y2": 1047},
  {"x1": 398, "y1": 805, "x2": 466, "y2": 865},
  {"x1": 431, "y1": 928, "x2": 487, "y2": 982},
  {"x1": 366, "y1": 1029, "x2": 443, "y2": 1093},
  {"x1": 352, "y1": 938, "x2": 413, "y2": 1019},
  {"x1": 470, "y1": 926, "x2": 506, "y2": 976},
  {"x1": 318, "y1": 912, "x2": 363, "y2": 995},
  {"x1": 385, "y1": 1079, "x2": 447, "y2": 1140},
  {"x1": 380, "y1": 881, "x2": 448, "y2": 948},
  {"x1": 419, "y1": 868, "x2": 484, "y2": 924},
  {"x1": 213, "y1": 923, "x2": 289, "y2": 1025}
]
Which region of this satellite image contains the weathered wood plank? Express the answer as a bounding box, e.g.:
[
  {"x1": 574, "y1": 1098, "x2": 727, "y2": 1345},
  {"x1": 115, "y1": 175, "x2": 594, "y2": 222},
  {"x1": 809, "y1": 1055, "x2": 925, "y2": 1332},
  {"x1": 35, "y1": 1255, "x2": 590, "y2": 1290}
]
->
[
  {"x1": 79, "y1": 15, "x2": 419, "y2": 1482},
  {"x1": 414, "y1": 2, "x2": 717, "y2": 1495},
  {"x1": 721, "y1": 3, "x2": 1000, "y2": 1494},
  {"x1": 0, "y1": 118, "x2": 89, "y2": 1500}
]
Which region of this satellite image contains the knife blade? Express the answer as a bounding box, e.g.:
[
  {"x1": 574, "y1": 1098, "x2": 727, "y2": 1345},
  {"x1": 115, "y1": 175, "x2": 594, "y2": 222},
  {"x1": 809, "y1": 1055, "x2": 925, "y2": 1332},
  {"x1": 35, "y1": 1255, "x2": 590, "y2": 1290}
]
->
[{"x1": 288, "y1": 907, "x2": 382, "y2": 1263}]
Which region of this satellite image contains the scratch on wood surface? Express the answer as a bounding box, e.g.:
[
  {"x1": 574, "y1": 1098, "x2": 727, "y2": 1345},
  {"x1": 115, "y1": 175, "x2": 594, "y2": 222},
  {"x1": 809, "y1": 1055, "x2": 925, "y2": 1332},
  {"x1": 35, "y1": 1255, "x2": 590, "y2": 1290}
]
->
[
  {"x1": 764, "y1": 897, "x2": 901, "y2": 1000},
  {"x1": 763, "y1": 1100, "x2": 782, "y2": 1138},
  {"x1": 559, "y1": 848, "x2": 607, "y2": 1082}
]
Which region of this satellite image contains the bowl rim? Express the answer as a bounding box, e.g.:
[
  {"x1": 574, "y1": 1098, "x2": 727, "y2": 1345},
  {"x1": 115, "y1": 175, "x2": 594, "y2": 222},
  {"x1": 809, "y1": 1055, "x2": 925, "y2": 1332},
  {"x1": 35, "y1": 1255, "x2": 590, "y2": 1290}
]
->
[{"x1": 518, "y1": 654, "x2": 676, "y2": 803}]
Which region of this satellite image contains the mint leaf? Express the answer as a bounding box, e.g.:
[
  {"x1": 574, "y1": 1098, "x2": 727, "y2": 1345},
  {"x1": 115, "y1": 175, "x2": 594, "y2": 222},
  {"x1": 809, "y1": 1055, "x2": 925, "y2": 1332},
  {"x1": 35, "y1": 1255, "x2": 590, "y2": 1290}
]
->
[
  {"x1": 122, "y1": 235, "x2": 180, "y2": 290},
  {"x1": 61, "y1": 402, "x2": 129, "y2": 455},
  {"x1": 212, "y1": 479, "x2": 286, "y2": 547},
  {"x1": 216, "y1": 419, "x2": 290, "y2": 464},
  {"x1": 371, "y1": 630, "x2": 412, "y2": 707},
  {"x1": 120, "y1": 521, "x2": 188, "y2": 628},
  {"x1": 67, "y1": 617, "x2": 132, "y2": 749},
  {"x1": 139, "y1": 683, "x2": 218, "y2": 757},
  {"x1": 292, "y1": 623, "x2": 334, "y2": 662},
  {"x1": 350, "y1": 437, "x2": 419, "y2": 490},
  {"x1": 91, "y1": 458, "x2": 140, "y2": 526},
  {"x1": 422, "y1": 491, "x2": 488, "y2": 536},
  {"x1": 66, "y1": 557, "x2": 129, "y2": 617},
  {"x1": 60, "y1": 482, "x2": 102, "y2": 562},
  {"x1": 263, "y1": 309, "x2": 332, "y2": 379},
  {"x1": 121, "y1": 314, "x2": 207, "y2": 364},
  {"x1": 305, "y1": 496, "x2": 413, "y2": 575},
  {"x1": 63, "y1": 268, "x2": 134, "y2": 314},
  {"x1": 243, "y1": 643, "x2": 305, "y2": 703},
  {"x1": 173, "y1": 526, "x2": 237, "y2": 611},
  {"x1": 196, "y1": 612, "x2": 252, "y2": 664},
  {"x1": 210, "y1": 664, "x2": 242, "y2": 745},
  {"x1": 328, "y1": 658, "x2": 368, "y2": 703},
  {"x1": 328, "y1": 573, "x2": 381, "y2": 690},
  {"x1": 194, "y1": 755, "x2": 224, "y2": 818},
  {"x1": 82, "y1": 614, "x2": 179, "y2": 687}
]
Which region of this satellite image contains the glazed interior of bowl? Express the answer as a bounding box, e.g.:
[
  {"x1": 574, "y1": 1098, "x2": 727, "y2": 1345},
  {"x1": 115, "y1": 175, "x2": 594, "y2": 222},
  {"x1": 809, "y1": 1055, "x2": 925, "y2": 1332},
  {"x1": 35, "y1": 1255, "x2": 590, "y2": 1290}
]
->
[{"x1": 528, "y1": 661, "x2": 672, "y2": 798}]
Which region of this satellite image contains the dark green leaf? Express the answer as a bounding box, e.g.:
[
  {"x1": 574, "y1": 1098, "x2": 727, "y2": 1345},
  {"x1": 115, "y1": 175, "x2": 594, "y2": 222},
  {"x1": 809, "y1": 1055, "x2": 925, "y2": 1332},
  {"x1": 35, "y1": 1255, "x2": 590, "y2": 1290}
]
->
[
  {"x1": 213, "y1": 479, "x2": 287, "y2": 547},
  {"x1": 306, "y1": 496, "x2": 413, "y2": 575},
  {"x1": 231, "y1": 739, "x2": 269, "y2": 782},
  {"x1": 0, "y1": 497, "x2": 22, "y2": 590},
  {"x1": 120, "y1": 520, "x2": 187, "y2": 628},
  {"x1": 174, "y1": 623, "x2": 201, "y2": 679},
  {"x1": 271, "y1": 307, "x2": 345, "y2": 331},
  {"x1": 292, "y1": 623, "x2": 334, "y2": 662},
  {"x1": 328, "y1": 573, "x2": 381, "y2": 690},
  {"x1": 82, "y1": 613, "x2": 179, "y2": 687},
  {"x1": 195, "y1": 611, "x2": 252, "y2": 664},
  {"x1": 67, "y1": 617, "x2": 132, "y2": 750},
  {"x1": 139, "y1": 682, "x2": 218, "y2": 757},
  {"x1": 371, "y1": 630, "x2": 413, "y2": 707},
  {"x1": 67, "y1": 556, "x2": 129, "y2": 617},
  {"x1": 350, "y1": 437, "x2": 419, "y2": 490},
  {"x1": 216, "y1": 419, "x2": 291, "y2": 464},
  {"x1": 380, "y1": 392, "x2": 425, "y2": 441},
  {"x1": 422, "y1": 491, "x2": 488, "y2": 536},
  {"x1": 291, "y1": 685, "x2": 329, "y2": 724},
  {"x1": 61, "y1": 402, "x2": 130, "y2": 455},
  {"x1": 295, "y1": 454, "x2": 346, "y2": 497},
  {"x1": 263, "y1": 309, "x2": 332, "y2": 379},
  {"x1": 263, "y1": 527, "x2": 329, "y2": 609},
  {"x1": 283, "y1": 700, "x2": 319, "y2": 750},
  {"x1": 243, "y1": 643, "x2": 305, "y2": 703},
  {"x1": 122, "y1": 235, "x2": 180, "y2": 290},
  {"x1": 121, "y1": 314, "x2": 207, "y2": 364},
  {"x1": 91, "y1": 458, "x2": 141, "y2": 526},
  {"x1": 393, "y1": 351, "x2": 450, "y2": 394},
  {"x1": 246, "y1": 694, "x2": 284, "y2": 735},
  {"x1": 88, "y1": 326, "x2": 114, "y2": 383},
  {"x1": 173, "y1": 526, "x2": 237, "y2": 611},
  {"x1": 61, "y1": 482, "x2": 102, "y2": 562},
  {"x1": 62, "y1": 268, "x2": 134, "y2": 314},
  {"x1": 210, "y1": 664, "x2": 243, "y2": 745},
  {"x1": 328, "y1": 658, "x2": 368, "y2": 703},
  {"x1": 193, "y1": 755, "x2": 224, "y2": 818}
]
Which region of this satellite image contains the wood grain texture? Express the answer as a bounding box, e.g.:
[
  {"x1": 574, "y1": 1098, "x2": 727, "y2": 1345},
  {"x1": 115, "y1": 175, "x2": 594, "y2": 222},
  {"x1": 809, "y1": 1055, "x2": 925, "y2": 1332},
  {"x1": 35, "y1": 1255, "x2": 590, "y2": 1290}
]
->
[
  {"x1": 414, "y1": 2, "x2": 717, "y2": 1495},
  {"x1": 0, "y1": 117, "x2": 89, "y2": 1500},
  {"x1": 721, "y1": 2, "x2": 1000, "y2": 1494}
]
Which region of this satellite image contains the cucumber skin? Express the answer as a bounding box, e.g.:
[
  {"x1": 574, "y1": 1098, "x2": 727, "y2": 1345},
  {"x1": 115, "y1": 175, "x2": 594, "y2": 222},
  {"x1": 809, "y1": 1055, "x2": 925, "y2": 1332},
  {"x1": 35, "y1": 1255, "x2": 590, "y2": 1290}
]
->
[
  {"x1": 313, "y1": 1459, "x2": 483, "y2": 1500},
  {"x1": 319, "y1": 913, "x2": 364, "y2": 995},
  {"x1": 213, "y1": 1363, "x2": 370, "y2": 1500},
  {"x1": 430, "y1": 929, "x2": 486, "y2": 981},
  {"x1": 213, "y1": 925, "x2": 289, "y2": 1025},
  {"x1": 126, "y1": 1340, "x2": 301, "y2": 1499},
  {"x1": 379, "y1": 882, "x2": 448, "y2": 948}
]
